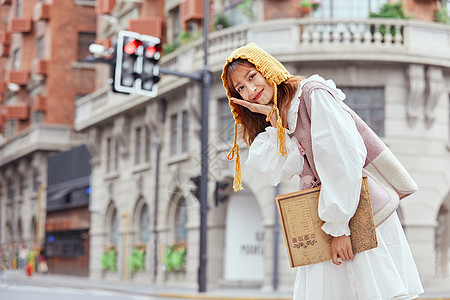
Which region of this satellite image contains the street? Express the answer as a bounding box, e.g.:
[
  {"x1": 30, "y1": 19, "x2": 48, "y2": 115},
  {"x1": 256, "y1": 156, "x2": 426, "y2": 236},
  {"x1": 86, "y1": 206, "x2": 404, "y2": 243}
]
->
[{"x1": 0, "y1": 282, "x2": 153, "y2": 300}]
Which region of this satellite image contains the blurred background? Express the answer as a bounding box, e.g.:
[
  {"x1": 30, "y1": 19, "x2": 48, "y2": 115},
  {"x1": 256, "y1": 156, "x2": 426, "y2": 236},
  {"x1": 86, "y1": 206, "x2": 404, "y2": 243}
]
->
[{"x1": 0, "y1": 0, "x2": 449, "y2": 297}]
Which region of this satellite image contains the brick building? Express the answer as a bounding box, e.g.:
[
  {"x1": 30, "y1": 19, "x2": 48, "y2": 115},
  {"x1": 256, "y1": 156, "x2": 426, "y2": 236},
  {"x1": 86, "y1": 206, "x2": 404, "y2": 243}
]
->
[
  {"x1": 0, "y1": 0, "x2": 96, "y2": 273},
  {"x1": 73, "y1": 0, "x2": 450, "y2": 292}
]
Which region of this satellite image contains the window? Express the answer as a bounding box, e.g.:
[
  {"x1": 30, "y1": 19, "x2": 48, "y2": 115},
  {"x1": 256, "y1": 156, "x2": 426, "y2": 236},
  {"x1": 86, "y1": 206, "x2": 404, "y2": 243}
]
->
[
  {"x1": 77, "y1": 32, "x2": 96, "y2": 62},
  {"x1": 341, "y1": 87, "x2": 385, "y2": 137},
  {"x1": 222, "y1": 0, "x2": 255, "y2": 27},
  {"x1": 18, "y1": 174, "x2": 25, "y2": 196},
  {"x1": 37, "y1": 36, "x2": 44, "y2": 60},
  {"x1": 5, "y1": 120, "x2": 17, "y2": 140},
  {"x1": 135, "y1": 127, "x2": 142, "y2": 164},
  {"x1": 145, "y1": 127, "x2": 151, "y2": 162},
  {"x1": 170, "y1": 7, "x2": 181, "y2": 44},
  {"x1": 139, "y1": 204, "x2": 150, "y2": 244},
  {"x1": 170, "y1": 114, "x2": 178, "y2": 156},
  {"x1": 33, "y1": 111, "x2": 45, "y2": 123},
  {"x1": 45, "y1": 230, "x2": 87, "y2": 257},
  {"x1": 181, "y1": 111, "x2": 189, "y2": 153},
  {"x1": 114, "y1": 139, "x2": 120, "y2": 170},
  {"x1": 175, "y1": 198, "x2": 187, "y2": 243},
  {"x1": 7, "y1": 178, "x2": 14, "y2": 202},
  {"x1": 313, "y1": 0, "x2": 388, "y2": 19},
  {"x1": 218, "y1": 98, "x2": 234, "y2": 143},
  {"x1": 171, "y1": 111, "x2": 190, "y2": 156},
  {"x1": 106, "y1": 137, "x2": 119, "y2": 172},
  {"x1": 13, "y1": 49, "x2": 20, "y2": 70},
  {"x1": 16, "y1": 0, "x2": 22, "y2": 18},
  {"x1": 106, "y1": 137, "x2": 112, "y2": 172},
  {"x1": 111, "y1": 209, "x2": 118, "y2": 246},
  {"x1": 33, "y1": 170, "x2": 40, "y2": 192}
]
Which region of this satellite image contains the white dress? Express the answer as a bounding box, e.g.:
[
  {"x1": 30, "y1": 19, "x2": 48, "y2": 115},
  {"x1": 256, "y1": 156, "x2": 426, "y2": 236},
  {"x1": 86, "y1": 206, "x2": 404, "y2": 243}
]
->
[{"x1": 245, "y1": 75, "x2": 424, "y2": 300}]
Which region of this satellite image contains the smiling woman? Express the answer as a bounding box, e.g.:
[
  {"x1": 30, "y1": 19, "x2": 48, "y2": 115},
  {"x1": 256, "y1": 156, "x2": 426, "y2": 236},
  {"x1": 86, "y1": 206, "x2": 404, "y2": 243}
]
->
[
  {"x1": 221, "y1": 43, "x2": 424, "y2": 300},
  {"x1": 224, "y1": 55, "x2": 304, "y2": 149}
]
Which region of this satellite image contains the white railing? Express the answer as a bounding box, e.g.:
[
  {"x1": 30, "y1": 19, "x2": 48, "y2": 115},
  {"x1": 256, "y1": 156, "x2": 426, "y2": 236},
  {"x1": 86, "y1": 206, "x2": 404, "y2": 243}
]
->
[
  {"x1": 298, "y1": 18, "x2": 405, "y2": 46},
  {"x1": 160, "y1": 18, "x2": 450, "y2": 70}
]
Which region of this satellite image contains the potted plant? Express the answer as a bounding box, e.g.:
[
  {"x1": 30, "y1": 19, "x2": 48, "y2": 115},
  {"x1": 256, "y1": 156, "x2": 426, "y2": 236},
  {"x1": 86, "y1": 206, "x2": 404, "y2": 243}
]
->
[
  {"x1": 369, "y1": 2, "x2": 409, "y2": 37},
  {"x1": 100, "y1": 245, "x2": 117, "y2": 272},
  {"x1": 299, "y1": 0, "x2": 312, "y2": 15},
  {"x1": 214, "y1": 13, "x2": 230, "y2": 31},
  {"x1": 129, "y1": 243, "x2": 146, "y2": 273},
  {"x1": 312, "y1": 1, "x2": 321, "y2": 10},
  {"x1": 164, "y1": 242, "x2": 186, "y2": 272},
  {"x1": 435, "y1": 0, "x2": 449, "y2": 24}
]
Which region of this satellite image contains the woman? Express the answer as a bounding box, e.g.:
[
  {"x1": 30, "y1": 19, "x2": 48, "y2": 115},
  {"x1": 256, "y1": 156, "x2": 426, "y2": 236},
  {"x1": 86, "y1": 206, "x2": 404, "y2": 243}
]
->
[{"x1": 222, "y1": 43, "x2": 424, "y2": 300}]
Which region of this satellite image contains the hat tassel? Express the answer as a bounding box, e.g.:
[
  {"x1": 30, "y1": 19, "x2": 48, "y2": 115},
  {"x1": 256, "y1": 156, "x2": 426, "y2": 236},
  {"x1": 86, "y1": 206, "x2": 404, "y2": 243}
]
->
[
  {"x1": 228, "y1": 122, "x2": 244, "y2": 191},
  {"x1": 266, "y1": 85, "x2": 287, "y2": 157}
]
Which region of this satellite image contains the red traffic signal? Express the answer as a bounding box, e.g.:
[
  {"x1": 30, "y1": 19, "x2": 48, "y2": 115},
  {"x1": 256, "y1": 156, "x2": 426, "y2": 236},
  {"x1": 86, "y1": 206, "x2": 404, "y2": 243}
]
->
[
  {"x1": 144, "y1": 43, "x2": 162, "y2": 59},
  {"x1": 114, "y1": 30, "x2": 161, "y2": 97},
  {"x1": 124, "y1": 39, "x2": 142, "y2": 55}
]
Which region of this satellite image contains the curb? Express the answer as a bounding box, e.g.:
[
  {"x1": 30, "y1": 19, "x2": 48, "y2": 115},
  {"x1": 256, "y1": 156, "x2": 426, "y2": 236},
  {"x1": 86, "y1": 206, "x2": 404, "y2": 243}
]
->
[
  {"x1": 157, "y1": 294, "x2": 291, "y2": 300},
  {"x1": 9, "y1": 274, "x2": 292, "y2": 300}
]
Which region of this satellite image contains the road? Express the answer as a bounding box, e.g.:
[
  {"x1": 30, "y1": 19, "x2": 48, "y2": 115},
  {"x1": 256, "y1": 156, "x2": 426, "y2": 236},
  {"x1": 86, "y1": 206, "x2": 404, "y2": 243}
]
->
[{"x1": 0, "y1": 281, "x2": 158, "y2": 300}]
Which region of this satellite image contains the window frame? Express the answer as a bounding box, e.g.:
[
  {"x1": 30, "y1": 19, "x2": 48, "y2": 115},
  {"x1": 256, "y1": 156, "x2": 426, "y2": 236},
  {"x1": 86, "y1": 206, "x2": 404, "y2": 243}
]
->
[
  {"x1": 170, "y1": 111, "x2": 190, "y2": 156},
  {"x1": 340, "y1": 86, "x2": 385, "y2": 137}
]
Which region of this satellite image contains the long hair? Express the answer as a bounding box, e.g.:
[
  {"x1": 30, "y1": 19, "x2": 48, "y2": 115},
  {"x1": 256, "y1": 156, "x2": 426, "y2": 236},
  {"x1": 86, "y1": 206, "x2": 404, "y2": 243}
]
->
[{"x1": 226, "y1": 59, "x2": 304, "y2": 145}]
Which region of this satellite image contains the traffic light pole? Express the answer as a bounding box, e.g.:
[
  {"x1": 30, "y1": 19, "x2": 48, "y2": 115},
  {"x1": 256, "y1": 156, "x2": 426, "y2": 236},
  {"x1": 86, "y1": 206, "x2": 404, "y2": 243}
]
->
[
  {"x1": 159, "y1": 0, "x2": 210, "y2": 292},
  {"x1": 198, "y1": 0, "x2": 211, "y2": 291}
]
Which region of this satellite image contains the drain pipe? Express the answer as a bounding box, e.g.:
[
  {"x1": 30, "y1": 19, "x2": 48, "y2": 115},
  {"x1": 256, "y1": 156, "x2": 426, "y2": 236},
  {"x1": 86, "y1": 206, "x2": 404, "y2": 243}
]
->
[
  {"x1": 273, "y1": 184, "x2": 280, "y2": 290},
  {"x1": 153, "y1": 99, "x2": 166, "y2": 280}
]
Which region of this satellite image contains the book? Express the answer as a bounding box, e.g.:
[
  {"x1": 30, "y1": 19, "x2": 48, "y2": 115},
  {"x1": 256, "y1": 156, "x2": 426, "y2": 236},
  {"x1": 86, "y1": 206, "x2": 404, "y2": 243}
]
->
[{"x1": 275, "y1": 175, "x2": 378, "y2": 267}]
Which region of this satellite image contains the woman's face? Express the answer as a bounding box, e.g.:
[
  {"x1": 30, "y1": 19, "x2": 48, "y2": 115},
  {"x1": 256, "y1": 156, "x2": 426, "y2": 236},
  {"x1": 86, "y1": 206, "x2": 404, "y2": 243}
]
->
[{"x1": 230, "y1": 64, "x2": 274, "y2": 106}]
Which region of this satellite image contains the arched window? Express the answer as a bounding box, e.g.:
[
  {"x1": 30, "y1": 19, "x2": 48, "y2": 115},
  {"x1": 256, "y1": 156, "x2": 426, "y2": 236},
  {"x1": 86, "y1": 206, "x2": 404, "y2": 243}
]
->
[
  {"x1": 175, "y1": 198, "x2": 187, "y2": 243},
  {"x1": 17, "y1": 218, "x2": 23, "y2": 242},
  {"x1": 111, "y1": 209, "x2": 118, "y2": 246},
  {"x1": 139, "y1": 204, "x2": 149, "y2": 244},
  {"x1": 31, "y1": 218, "x2": 37, "y2": 245}
]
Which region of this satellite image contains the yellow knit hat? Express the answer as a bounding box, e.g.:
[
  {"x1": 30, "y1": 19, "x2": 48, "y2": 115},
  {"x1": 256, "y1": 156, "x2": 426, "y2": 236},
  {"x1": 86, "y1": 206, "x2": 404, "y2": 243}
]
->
[{"x1": 221, "y1": 43, "x2": 292, "y2": 191}]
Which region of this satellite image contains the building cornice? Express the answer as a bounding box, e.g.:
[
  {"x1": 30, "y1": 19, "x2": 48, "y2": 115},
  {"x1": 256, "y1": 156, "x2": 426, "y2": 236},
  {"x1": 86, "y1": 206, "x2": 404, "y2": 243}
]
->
[{"x1": 0, "y1": 124, "x2": 85, "y2": 167}]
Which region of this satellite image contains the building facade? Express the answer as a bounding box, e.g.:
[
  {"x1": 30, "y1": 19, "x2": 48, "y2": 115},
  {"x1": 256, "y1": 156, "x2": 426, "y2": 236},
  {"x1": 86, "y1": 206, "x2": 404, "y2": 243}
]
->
[
  {"x1": 73, "y1": 0, "x2": 450, "y2": 291},
  {"x1": 0, "y1": 0, "x2": 96, "y2": 270}
]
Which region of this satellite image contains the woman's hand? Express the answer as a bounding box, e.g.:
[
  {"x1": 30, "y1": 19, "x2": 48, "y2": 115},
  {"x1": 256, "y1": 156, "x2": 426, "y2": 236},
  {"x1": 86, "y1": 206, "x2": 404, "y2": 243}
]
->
[
  {"x1": 231, "y1": 97, "x2": 277, "y2": 126},
  {"x1": 331, "y1": 235, "x2": 354, "y2": 265}
]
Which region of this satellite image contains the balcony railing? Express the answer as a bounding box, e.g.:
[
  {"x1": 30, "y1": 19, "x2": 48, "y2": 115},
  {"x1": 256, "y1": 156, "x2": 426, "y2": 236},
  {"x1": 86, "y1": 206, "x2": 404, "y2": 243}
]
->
[
  {"x1": 0, "y1": 124, "x2": 84, "y2": 166},
  {"x1": 160, "y1": 18, "x2": 450, "y2": 71}
]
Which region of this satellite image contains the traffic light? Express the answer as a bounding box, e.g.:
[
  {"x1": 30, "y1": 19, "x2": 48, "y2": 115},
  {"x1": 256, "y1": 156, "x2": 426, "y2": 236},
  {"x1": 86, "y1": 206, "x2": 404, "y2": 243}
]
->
[
  {"x1": 190, "y1": 175, "x2": 201, "y2": 201},
  {"x1": 114, "y1": 30, "x2": 161, "y2": 97},
  {"x1": 214, "y1": 179, "x2": 231, "y2": 207},
  {"x1": 141, "y1": 39, "x2": 161, "y2": 94}
]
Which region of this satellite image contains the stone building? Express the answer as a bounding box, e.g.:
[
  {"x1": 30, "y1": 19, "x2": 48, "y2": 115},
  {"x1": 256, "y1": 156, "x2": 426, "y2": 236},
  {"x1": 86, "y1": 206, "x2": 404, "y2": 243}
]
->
[
  {"x1": 73, "y1": 0, "x2": 450, "y2": 291},
  {"x1": 0, "y1": 0, "x2": 96, "y2": 270}
]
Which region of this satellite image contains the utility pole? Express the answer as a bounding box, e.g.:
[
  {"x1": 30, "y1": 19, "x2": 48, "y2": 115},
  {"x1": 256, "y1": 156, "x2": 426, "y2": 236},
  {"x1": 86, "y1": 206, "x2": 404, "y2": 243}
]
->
[
  {"x1": 159, "y1": 0, "x2": 211, "y2": 292},
  {"x1": 198, "y1": 0, "x2": 211, "y2": 292}
]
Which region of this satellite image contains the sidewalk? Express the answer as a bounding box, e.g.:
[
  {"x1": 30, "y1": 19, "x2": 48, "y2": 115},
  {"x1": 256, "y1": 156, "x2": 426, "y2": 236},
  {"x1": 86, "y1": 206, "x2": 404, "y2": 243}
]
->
[
  {"x1": 2, "y1": 270, "x2": 450, "y2": 300},
  {"x1": 1, "y1": 270, "x2": 293, "y2": 300}
]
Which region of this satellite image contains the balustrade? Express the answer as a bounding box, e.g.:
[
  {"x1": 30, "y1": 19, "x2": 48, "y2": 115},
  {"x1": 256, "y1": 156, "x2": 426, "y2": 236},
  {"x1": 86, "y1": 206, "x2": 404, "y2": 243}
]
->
[{"x1": 160, "y1": 18, "x2": 422, "y2": 70}]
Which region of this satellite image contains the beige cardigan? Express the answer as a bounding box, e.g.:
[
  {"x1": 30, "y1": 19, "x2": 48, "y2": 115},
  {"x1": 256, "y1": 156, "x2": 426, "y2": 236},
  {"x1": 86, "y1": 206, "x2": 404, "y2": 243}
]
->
[{"x1": 293, "y1": 80, "x2": 418, "y2": 226}]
